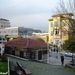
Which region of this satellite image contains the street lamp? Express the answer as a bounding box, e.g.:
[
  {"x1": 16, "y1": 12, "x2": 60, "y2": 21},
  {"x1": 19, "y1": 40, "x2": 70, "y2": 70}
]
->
[
  {"x1": 1, "y1": 35, "x2": 4, "y2": 55},
  {"x1": 47, "y1": 43, "x2": 50, "y2": 64}
]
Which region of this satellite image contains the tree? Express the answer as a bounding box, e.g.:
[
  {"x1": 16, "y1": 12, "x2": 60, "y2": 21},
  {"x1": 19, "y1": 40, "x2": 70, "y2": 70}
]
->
[
  {"x1": 36, "y1": 38, "x2": 45, "y2": 42},
  {"x1": 53, "y1": 0, "x2": 75, "y2": 38},
  {"x1": 54, "y1": 0, "x2": 75, "y2": 63},
  {"x1": 61, "y1": 39, "x2": 75, "y2": 51},
  {"x1": 61, "y1": 39, "x2": 75, "y2": 62},
  {"x1": 5, "y1": 34, "x2": 9, "y2": 41},
  {"x1": 68, "y1": 41, "x2": 75, "y2": 62},
  {"x1": 61, "y1": 39, "x2": 73, "y2": 51},
  {"x1": 53, "y1": 0, "x2": 75, "y2": 49},
  {"x1": 67, "y1": 41, "x2": 75, "y2": 53}
]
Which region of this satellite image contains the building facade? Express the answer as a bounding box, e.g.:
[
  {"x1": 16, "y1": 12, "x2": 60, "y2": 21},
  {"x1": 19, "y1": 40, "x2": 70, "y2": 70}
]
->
[
  {"x1": 48, "y1": 13, "x2": 73, "y2": 46},
  {"x1": 5, "y1": 38, "x2": 47, "y2": 61},
  {"x1": 0, "y1": 27, "x2": 41, "y2": 37},
  {"x1": 26, "y1": 32, "x2": 49, "y2": 43},
  {"x1": 0, "y1": 18, "x2": 11, "y2": 29}
]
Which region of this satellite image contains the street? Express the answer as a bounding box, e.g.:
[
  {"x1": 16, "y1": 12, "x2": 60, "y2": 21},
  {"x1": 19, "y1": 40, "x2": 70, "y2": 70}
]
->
[{"x1": 46, "y1": 51, "x2": 72, "y2": 66}]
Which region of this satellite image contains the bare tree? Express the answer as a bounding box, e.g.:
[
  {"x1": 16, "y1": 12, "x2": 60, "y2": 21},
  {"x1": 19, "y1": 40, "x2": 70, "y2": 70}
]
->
[
  {"x1": 53, "y1": 0, "x2": 75, "y2": 62},
  {"x1": 53, "y1": 0, "x2": 75, "y2": 39}
]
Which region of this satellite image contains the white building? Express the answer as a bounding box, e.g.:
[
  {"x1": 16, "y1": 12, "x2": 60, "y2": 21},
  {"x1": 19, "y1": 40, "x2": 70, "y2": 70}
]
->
[
  {"x1": 0, "y1": 18, "x2": 41, "y2": 55},
  {"x1": 0, "y1": 27, "x2": 41, "y2": 37},
  {"x1": 0, "y1": 18, "x2": 11, "y2": 29}
]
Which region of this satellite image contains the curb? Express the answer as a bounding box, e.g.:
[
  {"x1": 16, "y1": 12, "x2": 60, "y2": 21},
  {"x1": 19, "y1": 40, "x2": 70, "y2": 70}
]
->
[{"x1": 65, "y1": 64, "x2": 75, "y2": 69}]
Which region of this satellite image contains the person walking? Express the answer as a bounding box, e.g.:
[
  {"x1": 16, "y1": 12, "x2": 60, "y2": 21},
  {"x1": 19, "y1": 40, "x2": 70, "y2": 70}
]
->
[{"x1": 60, "y1": 54, "x2": 64, "y2": 65}]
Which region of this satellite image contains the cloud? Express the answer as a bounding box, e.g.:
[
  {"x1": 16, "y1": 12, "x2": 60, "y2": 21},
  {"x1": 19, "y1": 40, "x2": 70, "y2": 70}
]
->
[
  {"x1": 0, "y1": 0, "x2": 58, "y2": 16},
  {"x1": 0, "y1": 0, "x2": 59, "y2": 31},
  {"x1": 9, "y1": 13, "x2": 49, "y2": 31}
]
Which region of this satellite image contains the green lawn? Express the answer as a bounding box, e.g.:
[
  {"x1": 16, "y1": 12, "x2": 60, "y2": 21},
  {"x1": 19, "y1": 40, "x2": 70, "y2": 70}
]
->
[{"x1": 0, "y1": 62, "x2": 8, "y2": 72}]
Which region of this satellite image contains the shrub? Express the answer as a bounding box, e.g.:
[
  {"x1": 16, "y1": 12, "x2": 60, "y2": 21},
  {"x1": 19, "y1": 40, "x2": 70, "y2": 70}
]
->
[{"x1": 0, "y1": 55, "x2": 7, "y2": 62}]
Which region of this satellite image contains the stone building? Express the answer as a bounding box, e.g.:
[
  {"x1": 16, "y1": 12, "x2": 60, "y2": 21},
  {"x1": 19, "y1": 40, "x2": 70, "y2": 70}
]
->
[{"x1": 5, "y1": 38, "x2": 47, "y2": 61}]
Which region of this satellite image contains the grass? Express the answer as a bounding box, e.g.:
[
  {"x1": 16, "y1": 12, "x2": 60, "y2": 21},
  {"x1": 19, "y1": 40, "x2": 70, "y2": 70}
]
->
[{"x1": 0, "y1": 62, "x2": 8, "y2": 72}]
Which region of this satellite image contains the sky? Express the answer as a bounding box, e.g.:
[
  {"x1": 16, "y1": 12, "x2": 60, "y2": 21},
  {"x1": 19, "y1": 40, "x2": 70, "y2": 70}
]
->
[{"x1": 0, "y1": 0, "x2": 59, "y2": 32}]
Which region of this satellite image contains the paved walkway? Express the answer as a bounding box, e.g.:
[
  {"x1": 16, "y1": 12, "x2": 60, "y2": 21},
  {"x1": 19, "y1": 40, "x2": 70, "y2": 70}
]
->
[
  {"x1": 47, "y1": 51, "x2": 72, "y2": 66},
  {"x1": 8, "y1": 56, "x2": 75, "y2": 75}
]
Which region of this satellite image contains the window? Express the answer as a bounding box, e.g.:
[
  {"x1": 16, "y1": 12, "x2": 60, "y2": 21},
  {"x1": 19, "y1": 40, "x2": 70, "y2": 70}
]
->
[
  {"x1": 43, "y1": 50, "x2": 47, "y2": 54},
  {"x1": 54, "y1": 29, "x2": 59, "y2": 35},
  {"x1": 54, "y1": 22, "x2": 58, "y2": 26},
  {"x1": 4, "y1": 31, "x2": 6, "y2": 33},
  {"x1": 50, "y1": 22, "x2": 53, "y2": 27},
  {"x1": 60, "y1": 22, "x2": 66, "y2": 26},
  {"x1": 55, "y1": 40, "x2": 59, "y2": 44},
  {"x1": 51, "y1": 30, "x2": 54, "y2": 36},
  {"x1": 69, "y1": 21, "x2": 74, "y2": 27},
  {"x1": 62, "y1": 31, "x2": 66, "y2": 36}
]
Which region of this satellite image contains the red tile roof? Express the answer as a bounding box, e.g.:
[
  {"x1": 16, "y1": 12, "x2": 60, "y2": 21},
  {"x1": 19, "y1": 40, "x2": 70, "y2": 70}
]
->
[{"x1": 5, "y1": 38, "x2": 47, "y2": 48}]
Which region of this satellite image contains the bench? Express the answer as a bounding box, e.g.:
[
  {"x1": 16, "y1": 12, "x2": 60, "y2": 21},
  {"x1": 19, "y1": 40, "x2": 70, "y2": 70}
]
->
[{"x1": 16, "y1": 62, "x2": 32, "y2": 75}]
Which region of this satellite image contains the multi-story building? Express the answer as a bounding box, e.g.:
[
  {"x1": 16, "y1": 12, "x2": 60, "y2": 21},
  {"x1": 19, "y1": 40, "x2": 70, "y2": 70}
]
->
[
  {"x1": 0, "y1": 18, "x2": 42, "y2": 54},
  {"x1": 0, "y1": 27, "x2": 41, "y2": 37},
  {"x1": 0, "y1": 18, "x2": 11, "y2": 54},
  {"x1": 0, "y1": 18, "x2": 11, "y2": 29},
  {"x1": 32, "y1": 32, "x2": 49, "y2": 43},
  {"x1": 48, "y1": 13, "x2": 73, "y2": 47}
]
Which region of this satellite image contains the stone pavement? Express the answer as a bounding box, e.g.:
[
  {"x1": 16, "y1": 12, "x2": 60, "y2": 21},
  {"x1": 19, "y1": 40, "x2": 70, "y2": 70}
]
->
[
  {"x1": 8, "y1": 56, "x2": 75, "y2": 75},
  {"x1": 47, "y1": 51, "x2": 72, "y2": 66},
  {"x1": 48, "y1": 56, "x2": 71, "y2": 66}
]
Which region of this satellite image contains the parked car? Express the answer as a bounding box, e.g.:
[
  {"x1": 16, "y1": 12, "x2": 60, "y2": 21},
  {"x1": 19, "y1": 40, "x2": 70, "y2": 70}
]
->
[{"x1": 64, "y1": 52, "x2": 75, "y2": 57}]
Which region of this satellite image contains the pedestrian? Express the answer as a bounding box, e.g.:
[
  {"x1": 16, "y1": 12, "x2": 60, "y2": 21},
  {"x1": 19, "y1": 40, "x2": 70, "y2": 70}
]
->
[
  {"x1": 56, "y1": 48, "x2": 58, "y2": 53},
  {"x1": 54, "y1": 48, "x2": 55, "y2": 52},
  {"x1": 51, "y1": 48, "x2": 52, "y2": 51},
  {"x1": 60, "y1": 54, "x2": 64, "y2": 65}
]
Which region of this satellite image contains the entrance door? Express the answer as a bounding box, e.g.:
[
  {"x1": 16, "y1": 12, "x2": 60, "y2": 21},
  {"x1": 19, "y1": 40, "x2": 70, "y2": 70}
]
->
[
  {"x1": 12, "y1": 50, "x2": 15, "y2": 55},
  {"x1": 38, "y1": 51, "x2": 42, "y2": 60},
  {"x1": 20, "y1": 51, "x2": 24, "y2": 58}
]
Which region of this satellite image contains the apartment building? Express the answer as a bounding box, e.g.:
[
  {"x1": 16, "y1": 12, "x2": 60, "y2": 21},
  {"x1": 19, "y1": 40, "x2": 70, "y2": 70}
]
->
[
  {"x1": 0, "y1": 18, "x2": 11, "y2": 29},
  {"x1": 48, "y1": 13, "x2": 73, "y2": 46}
]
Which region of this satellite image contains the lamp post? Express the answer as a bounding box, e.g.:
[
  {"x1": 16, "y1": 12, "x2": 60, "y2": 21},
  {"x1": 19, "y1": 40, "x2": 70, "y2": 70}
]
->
[
  {"x1": 8, "y1": 57, "x2": 10, "y2": 75},
  {"x1": 1, "y1": 35, "x2": 4, "y2": 55},
  {"x1": 47, "y1": 43, "x2": 50, "y2": 64}
]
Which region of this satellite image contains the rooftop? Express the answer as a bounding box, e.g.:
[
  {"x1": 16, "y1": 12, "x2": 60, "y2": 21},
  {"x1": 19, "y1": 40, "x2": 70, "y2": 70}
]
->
[
  {"x1": 52, "y1": 13, "x2": 73, "y2": 17},
  {"x1": 5, "y1": 38, "x2": 47, "y2": 48},
  {"x1": 0, "y1": 18, "x2": 9, "y2": 21}
]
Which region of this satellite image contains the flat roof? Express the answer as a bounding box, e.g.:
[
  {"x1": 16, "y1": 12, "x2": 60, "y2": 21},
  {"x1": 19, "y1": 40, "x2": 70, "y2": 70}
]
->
[
  {"x1": 52, "y1": 13, "x2": 73, "y2": 17},
  {"x1": 0, "y1": 18, "x2": 9, "y2": 21}
]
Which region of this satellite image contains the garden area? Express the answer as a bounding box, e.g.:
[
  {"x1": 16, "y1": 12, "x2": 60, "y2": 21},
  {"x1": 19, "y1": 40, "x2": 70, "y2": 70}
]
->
[
  {"x1": 0, "y1": 62, "x2": 8, "y2": 72},
  {"x1": 0, "y1": 55, "x2": 8, "y2": 75}
]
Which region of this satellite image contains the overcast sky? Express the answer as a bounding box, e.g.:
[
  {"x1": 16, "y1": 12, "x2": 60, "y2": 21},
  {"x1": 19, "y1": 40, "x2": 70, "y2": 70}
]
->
[{"x1": 0, "y1": 0, "x2": 59, "y2": 31}]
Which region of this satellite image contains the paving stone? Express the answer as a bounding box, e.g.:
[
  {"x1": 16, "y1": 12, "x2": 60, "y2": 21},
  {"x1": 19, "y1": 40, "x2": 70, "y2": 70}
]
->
[{"x1": 9, "y1": 56, "x2": 75, "y2": 75}]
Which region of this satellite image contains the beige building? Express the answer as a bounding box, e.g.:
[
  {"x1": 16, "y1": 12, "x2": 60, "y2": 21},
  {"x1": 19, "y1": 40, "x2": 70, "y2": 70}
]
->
[
  {"x1": 48, "y1": 13, "x2": 73, "y2": 46},
  {"x1": 26, "y1": 32, "x2": 49, "y2": 43}
]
